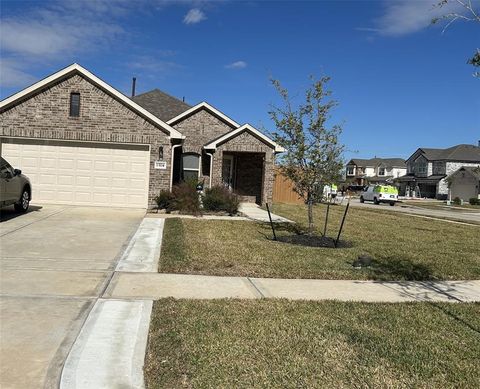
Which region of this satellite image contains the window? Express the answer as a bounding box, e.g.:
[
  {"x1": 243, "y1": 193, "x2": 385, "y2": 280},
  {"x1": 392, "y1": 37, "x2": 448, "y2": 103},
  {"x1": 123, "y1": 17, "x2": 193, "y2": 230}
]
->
[
  {"x1": 378, "y1": 167, "x2": 385, "y2": 176},
  {"x1": 432, "y1": 161, "x2": 445, "y2": 175},
  {"x1": 182, "y1": 153, "x2": 200, "y2": 181},
  {"x1": 70, "y1": 93, "x2": 80, "y2": 117},
  {"x1": 416, "y1": 161, "x2": 427, "y2": 174},
  {"x1": 346, "y1": 166, "x2": 355, "y2": 175}
]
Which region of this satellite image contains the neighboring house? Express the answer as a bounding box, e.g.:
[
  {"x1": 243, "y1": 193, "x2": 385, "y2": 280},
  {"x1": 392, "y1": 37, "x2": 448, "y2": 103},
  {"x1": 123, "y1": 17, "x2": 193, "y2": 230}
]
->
[
  {"x1": 345, "y1": 158, "x2": 406, "y2": 186},
  {"x1": 0, "y1": 63, "x2": 284, "y2": 209},
  {"x1": 397, "y1": 144, "x2": 480, "y2": 199},
  {"x1": 447, "y1": 166, "x2": 480, "y2": 202}
]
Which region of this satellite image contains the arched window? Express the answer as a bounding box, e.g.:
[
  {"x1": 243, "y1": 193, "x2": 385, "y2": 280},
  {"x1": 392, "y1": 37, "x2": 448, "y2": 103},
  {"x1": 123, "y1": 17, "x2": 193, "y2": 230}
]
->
[{"x1": 182, "y1": 153, "x2": 200, "y2": 181}]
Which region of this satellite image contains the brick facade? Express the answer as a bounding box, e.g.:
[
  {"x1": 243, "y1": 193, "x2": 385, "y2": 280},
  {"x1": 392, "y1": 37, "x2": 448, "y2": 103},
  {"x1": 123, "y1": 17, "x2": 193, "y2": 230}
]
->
[
  {"x1": 171, "y1": 110, "x2": 276, "y2": 205},
  {"x1": 0, "y1": 74, "x2": 172, "y2": 207},
  {"x1": 1, "y1": 71, "x2": 278, "y2": 208},
  {"x1": 212, "y1": 130, "x2": 275, "y2": 205},
  {"x1": 171, "y1": 109, "x2": 235, "y2": 154}
]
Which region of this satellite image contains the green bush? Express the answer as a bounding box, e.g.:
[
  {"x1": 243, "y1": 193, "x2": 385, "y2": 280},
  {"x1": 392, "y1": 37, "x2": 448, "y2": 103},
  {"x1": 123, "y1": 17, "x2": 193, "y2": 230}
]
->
[
  {"x1": 452, "y1": 197, "x2": 461, "y2": 205},
  {"x1": 469, "y1": 198, "x2": 480, "y2": 205},
  {"x1": 171, "y1": 181, "x2": 201, "y2": 215},
  {"x1": 155, "y1": 190, "x2": 174, "y2": 210},
  {"x1": 203, "y1": 185, "x2": 239, "y2": 215}
]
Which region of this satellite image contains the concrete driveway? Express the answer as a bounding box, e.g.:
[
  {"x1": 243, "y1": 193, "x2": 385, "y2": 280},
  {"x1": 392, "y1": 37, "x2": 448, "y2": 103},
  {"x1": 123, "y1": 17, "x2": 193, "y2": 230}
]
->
[{"x1": 0, "y1": 204, "x2": 144, "y2": 389}]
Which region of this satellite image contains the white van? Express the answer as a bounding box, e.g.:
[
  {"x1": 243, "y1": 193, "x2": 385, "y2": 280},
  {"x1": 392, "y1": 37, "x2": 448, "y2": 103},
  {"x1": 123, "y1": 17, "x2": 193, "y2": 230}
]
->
[{"x1": 360, "y1": 185, "x2": 398, "y2": 206}]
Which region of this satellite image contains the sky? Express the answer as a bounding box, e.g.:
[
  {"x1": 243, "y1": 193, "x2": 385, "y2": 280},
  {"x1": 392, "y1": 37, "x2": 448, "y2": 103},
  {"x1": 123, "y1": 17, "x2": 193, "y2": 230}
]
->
[{"x1": 1, "y1": 0, "x2": 479, "y2": 161}]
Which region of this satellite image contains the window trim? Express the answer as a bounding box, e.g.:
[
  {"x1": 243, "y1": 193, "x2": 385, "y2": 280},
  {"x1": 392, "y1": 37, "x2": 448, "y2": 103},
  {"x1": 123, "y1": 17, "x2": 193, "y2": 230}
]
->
[{"x1": 69, "y1": 92, "x2": 80, "y2": 117}]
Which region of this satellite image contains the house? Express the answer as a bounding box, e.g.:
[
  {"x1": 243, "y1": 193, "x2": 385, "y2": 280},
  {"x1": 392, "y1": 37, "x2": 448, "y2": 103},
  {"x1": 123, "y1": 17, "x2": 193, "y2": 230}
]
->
[
  {"x1": 345, "y1": 158, "x2": 406, "y2": 186},
  {"x1": 396, "y1": 144, "x2": 480, "y2": 199},
  {"x1": 447, "y1": 166, "x2": 480, "y2": 202},
  {"x1": 0, "y1": 63, "x2": 284, "y2": 209}
]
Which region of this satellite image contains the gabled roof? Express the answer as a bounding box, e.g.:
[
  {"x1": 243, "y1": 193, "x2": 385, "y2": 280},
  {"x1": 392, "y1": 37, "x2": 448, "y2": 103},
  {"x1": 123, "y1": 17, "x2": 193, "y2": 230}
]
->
[
  {"x1": 408, "y1": 144, "x2": 480, "y2": 162},
  {"x1": 0, "y1": 63, "x2": 183, "y2": 139},
  {"x1": 448, "y1": 166, "x2": 480, "y2": 180},
  {"x1": 167, "y1": 101, "x2": 240, "y2": 128},
  {"x1": 132, "y1": 89, "x2": 191, "y2": 122},
  {"x1": 347, "y1": 157, "x2": 406, "y2": 168},
  {"x1": 204, "y1": 124, "x2": 285, "y2": 153}
]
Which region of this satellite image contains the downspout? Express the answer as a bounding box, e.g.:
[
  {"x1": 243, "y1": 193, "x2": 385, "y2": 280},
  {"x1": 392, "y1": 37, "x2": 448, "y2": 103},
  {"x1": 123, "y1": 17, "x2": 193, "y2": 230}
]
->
[
  {"x1": 206, "y1": 152, "x2": 214, "y2": 188},
  {"x1": 170, "y1": 144, "x2": 182, "y2": 190}
]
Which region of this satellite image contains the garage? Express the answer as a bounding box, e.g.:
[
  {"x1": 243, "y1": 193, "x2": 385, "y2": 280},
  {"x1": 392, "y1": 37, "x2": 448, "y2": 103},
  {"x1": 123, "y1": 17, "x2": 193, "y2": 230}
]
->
[
  {"x1": 1, "y1": 138, "x2": 150, "y2": 208},
  {"x1": 449, "y1": 167, "x2": 480, "y2": 202}
]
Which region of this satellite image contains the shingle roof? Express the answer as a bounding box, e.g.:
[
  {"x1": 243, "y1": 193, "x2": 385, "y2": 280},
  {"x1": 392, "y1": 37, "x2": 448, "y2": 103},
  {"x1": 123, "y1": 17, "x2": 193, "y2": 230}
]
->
[
  {"x1": 348, "y1": 157, "x2": 406, "y2": 168},
  {"x1": 417, "y1": 144, "x2": 480, "y2": 162},
  {"x1": 132, "y1": 89, "x2": 191, "y2": 122},
  {"x1": 449, "y1": 166, "x2": 480, "y2": 179}
]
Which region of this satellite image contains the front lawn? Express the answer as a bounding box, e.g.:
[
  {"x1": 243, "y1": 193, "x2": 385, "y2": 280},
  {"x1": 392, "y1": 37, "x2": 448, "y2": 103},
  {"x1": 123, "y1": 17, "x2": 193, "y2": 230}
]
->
[
  {"x1": 145, "y1": 299, "x2": 480, "y2": 388},
  {"x1": 158, "y1": 203, "x2": 480, "y2": 280}
]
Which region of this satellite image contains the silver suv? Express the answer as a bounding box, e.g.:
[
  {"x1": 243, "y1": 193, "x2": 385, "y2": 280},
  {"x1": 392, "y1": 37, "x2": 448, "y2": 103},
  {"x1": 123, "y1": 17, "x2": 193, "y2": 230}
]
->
[{"x1": 0, "y1": 157, "x2": 32, "y2": 212}]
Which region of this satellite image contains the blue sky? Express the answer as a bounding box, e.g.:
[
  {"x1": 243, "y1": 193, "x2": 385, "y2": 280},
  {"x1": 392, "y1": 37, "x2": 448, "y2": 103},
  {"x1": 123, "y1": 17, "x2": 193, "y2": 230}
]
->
[{"x1": 1, "y1": 0, "x2": 478, "y2": 161}]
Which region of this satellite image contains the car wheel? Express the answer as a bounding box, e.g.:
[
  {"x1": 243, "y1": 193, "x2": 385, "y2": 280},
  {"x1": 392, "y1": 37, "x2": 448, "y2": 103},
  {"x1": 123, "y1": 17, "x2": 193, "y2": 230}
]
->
[
  {"x1": 390, "y1": 201, "x2": 395, "y2": 206},
  {"x1": 360, "y1": 196, "x2": 364, "y2": 203},
  {"x1": 14, "y1": 189, "x2": 30, "y2": 213},
  {"x1": 373, "y1": 197, "x2": 379, "y2": 205}
]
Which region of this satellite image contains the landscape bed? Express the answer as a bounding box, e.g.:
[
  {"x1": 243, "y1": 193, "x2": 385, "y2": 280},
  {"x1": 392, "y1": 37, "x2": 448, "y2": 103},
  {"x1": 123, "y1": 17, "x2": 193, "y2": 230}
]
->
[
  {"x1": 144, "y1": 299, "x2": 480, "y2": 388},
  {"x1": 158, "y1": 203, "x2": 480, "y2": 280}
]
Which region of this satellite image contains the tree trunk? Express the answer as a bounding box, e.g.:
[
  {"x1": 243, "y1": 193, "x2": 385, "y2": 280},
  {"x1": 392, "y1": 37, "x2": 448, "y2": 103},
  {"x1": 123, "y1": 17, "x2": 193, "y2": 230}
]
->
[{"x1": 307, "y1": 196, "x2": 314, "y2": 233}]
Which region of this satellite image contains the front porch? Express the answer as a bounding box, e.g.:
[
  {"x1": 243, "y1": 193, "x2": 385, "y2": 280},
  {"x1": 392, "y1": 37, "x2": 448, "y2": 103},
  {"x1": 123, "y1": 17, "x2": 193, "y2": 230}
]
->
[{"x1": 220, "y1": 152, "x2": 264, "y2": 204}]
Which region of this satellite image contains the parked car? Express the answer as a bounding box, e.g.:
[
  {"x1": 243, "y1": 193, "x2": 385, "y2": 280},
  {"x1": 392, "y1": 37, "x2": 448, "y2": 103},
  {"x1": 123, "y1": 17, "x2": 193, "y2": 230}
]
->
[
  {"x1": 0, "y1": 157, "x2": 31, "y2": 212},
  {"x1": 360, "y1": 185, "x2": 398, "y2": 206}
]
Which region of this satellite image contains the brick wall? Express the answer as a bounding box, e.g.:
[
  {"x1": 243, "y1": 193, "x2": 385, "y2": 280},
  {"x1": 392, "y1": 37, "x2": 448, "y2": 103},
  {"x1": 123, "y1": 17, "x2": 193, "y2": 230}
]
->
[
  {"x1": 0, "y1": 73, "x2": 172, "y2": 207},
  {"x1": 172, "y1": 109, "x2": 235, "y2": 154},
  {"x1": 212, "y1": 130, "x2": 275, "y2": 205}
]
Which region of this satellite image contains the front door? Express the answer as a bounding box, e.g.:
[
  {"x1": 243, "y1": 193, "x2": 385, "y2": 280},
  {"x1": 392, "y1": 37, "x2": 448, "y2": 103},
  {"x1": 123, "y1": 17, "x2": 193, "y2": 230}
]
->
[{"x1": 222, "y1": 155, "x2": 235, "y2": 190}]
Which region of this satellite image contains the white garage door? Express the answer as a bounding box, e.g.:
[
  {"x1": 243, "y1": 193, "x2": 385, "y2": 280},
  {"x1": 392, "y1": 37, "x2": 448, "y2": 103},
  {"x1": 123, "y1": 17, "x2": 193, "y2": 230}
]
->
[{"x1": 1, "y1": 139, "x2": 150, "y2": 208}]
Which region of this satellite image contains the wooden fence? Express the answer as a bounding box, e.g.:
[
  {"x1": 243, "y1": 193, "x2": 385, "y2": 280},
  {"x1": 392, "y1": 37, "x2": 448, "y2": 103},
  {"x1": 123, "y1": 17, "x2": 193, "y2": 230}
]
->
[{"x1": 272, "y1": 169, "x2": 304, "y2": 204}]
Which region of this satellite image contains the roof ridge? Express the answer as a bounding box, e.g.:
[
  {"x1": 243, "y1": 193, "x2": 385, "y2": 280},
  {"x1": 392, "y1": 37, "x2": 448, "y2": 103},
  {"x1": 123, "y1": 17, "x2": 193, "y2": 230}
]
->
[{"x1": 134, "y1": 88, "x2": 190, "y2": 106}]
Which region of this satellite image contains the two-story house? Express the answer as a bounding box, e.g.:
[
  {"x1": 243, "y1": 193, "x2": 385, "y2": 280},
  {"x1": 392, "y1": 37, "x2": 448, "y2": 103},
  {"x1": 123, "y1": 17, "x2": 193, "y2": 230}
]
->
[
  {"x1": 345, "y1": 158, "x2": 406, "y2": 186},
  {"x1": 397, "y1": 143, "x2": 480, "y2": 199}
]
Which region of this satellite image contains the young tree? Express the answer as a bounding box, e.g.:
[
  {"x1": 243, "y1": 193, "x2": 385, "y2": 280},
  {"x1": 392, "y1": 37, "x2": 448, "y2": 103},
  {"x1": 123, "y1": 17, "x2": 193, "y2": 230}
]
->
[
  {"x1": 268, "y1": 76, "x2": 345, "y2": 233},
  {"x1": 432, "y1": 0, "x2": 480, "y2": 77}
]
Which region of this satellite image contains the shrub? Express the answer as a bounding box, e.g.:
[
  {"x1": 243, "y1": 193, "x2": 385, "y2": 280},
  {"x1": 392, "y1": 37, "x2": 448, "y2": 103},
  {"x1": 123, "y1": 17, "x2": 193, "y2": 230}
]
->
[
  {"x1": 469, "y1": 198, "x2": 480, "y2": 205},
  {"x1": 171, "y1": 181, "x2": 201, "y2": 215},
  {"x1": 452, "y1": 197, "x2": 461, "y2": 205},
  {"x1": 155, "y1": 190, "x2": 174, "y2": 210},
  {"x1": 203, "y1": 185, "x2": 239, "y2": 215}
]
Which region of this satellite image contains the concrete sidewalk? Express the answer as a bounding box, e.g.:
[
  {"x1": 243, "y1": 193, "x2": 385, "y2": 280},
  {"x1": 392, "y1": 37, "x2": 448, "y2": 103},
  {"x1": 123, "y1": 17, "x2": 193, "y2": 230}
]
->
[
  {"x1": 105, "y1": 273, "x2": 480, "y2": 303},
  {"x1": 239, "y1": 202, "x2": 293, "y2": 223}
]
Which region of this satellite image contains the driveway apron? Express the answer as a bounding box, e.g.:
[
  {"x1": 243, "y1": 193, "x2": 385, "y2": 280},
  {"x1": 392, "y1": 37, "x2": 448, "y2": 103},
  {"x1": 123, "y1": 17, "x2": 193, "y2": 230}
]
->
[{"x1": 0, "y1": 205, "x2": 144, "y2": 389}]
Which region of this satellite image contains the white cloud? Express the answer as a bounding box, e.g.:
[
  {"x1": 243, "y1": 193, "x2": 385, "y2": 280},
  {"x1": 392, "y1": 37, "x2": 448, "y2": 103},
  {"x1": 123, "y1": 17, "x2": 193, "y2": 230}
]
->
[
  {"x1": 128, "y1": 56, "x2": 183, "y2": 78},
  {"x1": 0, "y1": 1, "x2": 126, "y2": 88},
  {"x1": 183, "y1": 8, "x2": 206, "y2": 24},
  {"x1": 225, "y1": 60, "x2": 247, "y2": 69},
  {"x1": 362, "y1": 0, "x2": 465, "y2": 37},
  {"x1": 0, "y1": 59, "x2": 37, "y2": 89}
]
